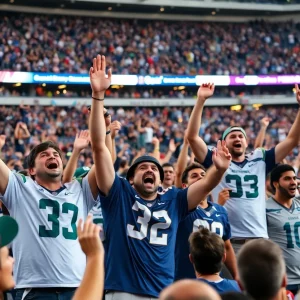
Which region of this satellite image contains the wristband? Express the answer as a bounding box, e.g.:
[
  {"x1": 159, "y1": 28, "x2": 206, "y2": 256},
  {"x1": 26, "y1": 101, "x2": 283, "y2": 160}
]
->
[
  {"x1": 92, "y1": 96, "x2": 104, "y2": 101},
  {"x1": 106, "y1": 130, "x2": 111, "y2": 135}
]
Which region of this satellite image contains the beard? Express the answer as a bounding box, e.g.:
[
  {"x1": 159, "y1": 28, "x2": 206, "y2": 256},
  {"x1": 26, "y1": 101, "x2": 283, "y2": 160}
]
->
[
  {"x1": 278, "y1": 184, "x2": 295, "y2": 199},
  {"x1": 134, "y1": 181, "x2": 158, "y2": 197},
  {"x1": 230, "y1": 148, "x2": 245, "y2": 158},
  {"x1": 36, "y1": 169, "x2": 62, "y2": 181}
]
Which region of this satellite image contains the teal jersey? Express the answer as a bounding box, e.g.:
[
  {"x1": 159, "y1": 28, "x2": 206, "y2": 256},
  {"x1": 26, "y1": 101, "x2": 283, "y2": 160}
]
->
[
  {"x1": 2, "y1": 171, "x2": 96, "y2": 288},
  {"x1": 266, "y1": 197, "x2": 300, "y2": 285}
]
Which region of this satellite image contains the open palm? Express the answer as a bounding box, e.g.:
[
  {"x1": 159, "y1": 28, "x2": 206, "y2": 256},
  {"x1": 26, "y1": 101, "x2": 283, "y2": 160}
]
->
[
  {"x1": 74, "y1": 130, "x2": 90, "y2": 151},
  {"x1": 90, "y1": 55, "x2": 112, "y2": 93},
  {"x1": 197, "y1": 83, "x2": 215, "y2": 101},
  {"x1": 212, "y1": 140, "x2": 232, "y2": 171}
]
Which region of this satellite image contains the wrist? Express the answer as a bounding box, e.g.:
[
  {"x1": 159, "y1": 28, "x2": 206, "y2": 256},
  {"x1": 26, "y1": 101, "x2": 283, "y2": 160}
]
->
[
  {"x1": 106, "y1": 130, "x2": 111, "y2": 135},
  {"x1": 92, "y1": 91, "x2": 105, "y2": 99}
]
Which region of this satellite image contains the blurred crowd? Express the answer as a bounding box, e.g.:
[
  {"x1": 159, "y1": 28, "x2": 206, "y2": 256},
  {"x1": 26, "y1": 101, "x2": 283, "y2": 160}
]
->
[
  {"x1": 1, "y1": 103, "x2": 299, "y2": 173},
  {"x1": 0, "y1": 12, "x2": 300, "y2": 75}
]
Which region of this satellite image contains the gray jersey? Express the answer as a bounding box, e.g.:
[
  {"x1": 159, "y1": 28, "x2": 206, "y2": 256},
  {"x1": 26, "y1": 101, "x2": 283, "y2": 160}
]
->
[
  {"x1": 266, "y1": 197, "x2": 300, "y2": 284},
  {"x1": 2, "y1": 171, "x2": 96, "y2": 288}
]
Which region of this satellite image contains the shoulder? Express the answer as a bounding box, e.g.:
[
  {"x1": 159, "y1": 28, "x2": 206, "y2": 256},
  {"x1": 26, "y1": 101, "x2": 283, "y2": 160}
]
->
[
  {"x1": 210, "y1": 202, "x2": 227, "y2": 214},
  {"x1": 245, "y1": 148, "x2": 265, "y2": 160}
]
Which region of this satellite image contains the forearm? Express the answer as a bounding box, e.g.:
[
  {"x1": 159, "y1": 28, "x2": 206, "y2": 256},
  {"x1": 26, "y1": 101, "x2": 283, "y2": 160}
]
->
[
  {"x1": 63, "y1": 149, "x2": 81, "y2": 183},
  {"x1": 111, "y1": 138, "x2": 117, "y2": 163},
  {"x1": 89, "y1": 92, "x2": 106, "y2": 149},
  {"x1": 254, "y1": 126, "x2": 267, "y2": 149},
  {"x1": 175, "y1": 142, "x2": 189, "y2": 188},
  {"x1": 201, "y1": 165, "x2": 226, "y2": 195},
  {"x1": 225, "y1": 242, "x2": 238, "y2": 280},
  {"x1": 186, "y1": 100, "x2": 205, "y2": 139},
  {"x1": 151, "y1": 147, "x2": 160, "y2": 162},
  {"x1": 287, "y1": 109, "x2": 300, "y2": 142},
  {"x1": 105, "y1": 131, "x2": 113, "y2": 159},
  {"x1": 72, "y1": 255, "x2": 104, "y2": 300}
]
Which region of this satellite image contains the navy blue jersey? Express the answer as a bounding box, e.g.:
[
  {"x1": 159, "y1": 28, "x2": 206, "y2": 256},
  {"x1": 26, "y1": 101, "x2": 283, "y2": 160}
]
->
[
  {"x1": 198, "y1": 278, "x2": 240, "y2": 293},
  {"x1": 100, "y1": 175, "x2": 189, "y2": 297},
  {"x1": 175, "y1": 201, "x2": 231, "y2": 281}
]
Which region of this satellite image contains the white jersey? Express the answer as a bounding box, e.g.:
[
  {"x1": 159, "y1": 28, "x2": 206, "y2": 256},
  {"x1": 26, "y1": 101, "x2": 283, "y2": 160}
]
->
[
  {"x1": 90, "y1": 198, "x2": 105, "y2": 242},
  {"x1": 207, "y1": 148, "x2": 276, "y2": 238},
  {"x1": 266, "y1": 197, "x2": 300, "y2": 285},
  {"x1": 2, "y1": 171, "x2": 96, "y2": 288}
]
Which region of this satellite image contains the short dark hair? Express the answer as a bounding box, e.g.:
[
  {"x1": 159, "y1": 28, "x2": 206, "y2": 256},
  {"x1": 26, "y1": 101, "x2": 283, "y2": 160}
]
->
[
  {"x1": 162, "y1": 163, "x2": 174, "y2": 170},
  {"x1": 238, "y1": 239, "x2": 285, "y2": 300},
  {"x1": 181, "y1": 163, "x2": 206, "y2": 184},
  {"x1": 270, "y1": 164, "x2": 295, "y2": 191},
  {"x1": 27, "y1": 141, "x2": 62, "y2": 170},
  {"x1": 189, "y1": 227, "x2": 224, "y2": 275},
  {"x1": 221, "y1": 292, "x2": 253, "y2": 300}
]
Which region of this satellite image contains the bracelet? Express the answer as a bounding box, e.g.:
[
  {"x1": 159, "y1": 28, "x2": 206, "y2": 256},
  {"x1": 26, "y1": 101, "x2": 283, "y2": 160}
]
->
[
  {"x1": 92, "y1": 96, "x2": 104, "y2": 101},
  {"x1": 154, "y1": 147, "x2": 160, "y2": 151},
  {"x1": 106, "y1": 130, "x2": 111, "y2": 135}
]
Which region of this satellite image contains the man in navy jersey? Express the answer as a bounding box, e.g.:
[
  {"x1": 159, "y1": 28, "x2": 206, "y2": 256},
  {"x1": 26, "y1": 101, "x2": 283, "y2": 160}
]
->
[
  {"x1": 175, "y1": 163, "x2": 237, "y2": 281},
  {"x1": 89, "y1": 55, "x2": 232, "y2": 300}
]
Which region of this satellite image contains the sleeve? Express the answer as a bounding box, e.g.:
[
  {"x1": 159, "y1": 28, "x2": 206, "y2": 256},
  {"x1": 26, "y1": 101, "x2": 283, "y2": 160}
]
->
[
  {"x1": 263, "y1": 147, "x2": 276, "y2": 174},
  {"x1": 222, "y1": 208, "x2": 231, "y2": 241},
  {"x1": 2, "y1": 171, "x2": 24, "y2": 212},
  {"x1": 201, "y1": 147, "x2": 213, "y2": 169},
  {"x1": 82, "y1": 176, "x2": 98, "y2": 212},
  {"x1": 99, "y1": 174, "x2": 126, "y2": 211},
  {"x1": 175, "y1": 188, "x2": 189, "y2": 222}
]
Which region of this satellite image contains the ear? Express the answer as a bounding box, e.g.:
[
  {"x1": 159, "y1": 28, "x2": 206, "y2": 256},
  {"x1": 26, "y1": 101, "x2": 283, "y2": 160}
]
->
[
  {"x1": 189, "y1": 254, "x2": 194, "y2": 264},
  {"x1": 182, "y1": 183, "x2": 187, "y2": 189},
  {"x1": 28, "y1": 167, "x2": 36, "y2": 176},
  {"x1": 281, "y1": 273, "x2": 287, "y2": 288},
  {"x1": 222, "y1": 252, "x2": 227, "y2": 263},
  {"x1": 273, "y1": 181, "x2": 279, "y2": 190}
]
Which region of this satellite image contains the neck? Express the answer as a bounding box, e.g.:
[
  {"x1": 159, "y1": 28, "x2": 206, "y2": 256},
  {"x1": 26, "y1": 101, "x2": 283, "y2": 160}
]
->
[
  {"x1": 134, "y1": 187, "x2": 157, "y2": 201},
  {"x1": 35, "y1": 177, "x2": 62, "y2": 191},
  {"x1": 162, "y1": 183, "x2": 171, "y2": 189},
  {"x1": 196, "y1": 272, "x2": 221, "y2": 281},
  {"x1": 232, "y1": 154, "x2": 245, "y2": 162},
  {"x1": 273, "y1": 193, "x2": 293, "y2": 209},
  {"x1": 199, "y1": 199, "x2": 208, "y2": 208}
]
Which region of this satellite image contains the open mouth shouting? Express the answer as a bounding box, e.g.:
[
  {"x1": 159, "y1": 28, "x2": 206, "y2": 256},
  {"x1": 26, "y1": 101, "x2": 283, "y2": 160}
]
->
[
  {"x1": 233, "y1": 142, "x2": 242, "y2": 150},
  {"x1": 143, "y1": 173, "x2": 155, "y2": 189},
  {"x1": 46, "y1": 160, "x2": 59, "y2": 170}
]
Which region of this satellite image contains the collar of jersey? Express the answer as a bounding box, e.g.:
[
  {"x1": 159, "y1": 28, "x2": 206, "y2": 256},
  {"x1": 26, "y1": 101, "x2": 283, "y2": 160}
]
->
[
  {"x1": 231, "y1": 159, "x2": 248, "y2": 168},
  {"x1": 36, "y1": 183, "x2": 66, "y2": 195},
  {"x1": 271, "y1": 197, "x2": 295, "y2": 213}
]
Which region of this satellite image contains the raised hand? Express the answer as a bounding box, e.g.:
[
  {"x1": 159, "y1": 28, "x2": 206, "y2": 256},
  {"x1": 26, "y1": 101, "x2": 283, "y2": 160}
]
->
[
  {"x1": 77, "y1": 215, "x2": 103, "y2": 258},
  {"x1": 73, "y1": 130, "x2": 90, "y2": 152},
  {"x1": 168, "y1": 139, "x2": 176, "y2": 153},
  {"x1": 104, "y1": 108, "x2": 111, "y2": 128},
  {"x1": 0, "y1": 135, "x2": 6, "y2": 150},
  {"x1": 110, "y1": 121, "x2": 121, "y2": 139},
  {"x1": 260, "y1": 117, "x2": 271, "y2": 128},
  {"x1": 197, "y1": 83, "x2": 215, "y2": 102},
  {"x1": 90, "y1": 55, "x2": 112, "y2": 94},
  {"x1": 295, "y1": 84, "x2": 300, "y2": 105},
  {"x1": 212, "y1": 140, "x2": 232, "y2": 171},
  {"x1": 152, "y1": 137, "x2": 160, "y2": 147},
  {"x1": 218, "y1": 188, "x2": 232, "y2": 206}
]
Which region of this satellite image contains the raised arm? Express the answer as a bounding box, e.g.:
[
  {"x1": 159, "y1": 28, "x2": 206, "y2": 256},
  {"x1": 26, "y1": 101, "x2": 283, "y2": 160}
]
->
[
  {"x1": 150, "y1": 137, "x2": 161, "y2": 161},
  {"x1": 186, "y1": 83, "x2": 215, "y2": 163},
  {"x1": 175, "y1": 135, "x2": 189, "y2": 188},
  {"x1": 275, "y1": 84, "x2": 300, "y2": 163},
  {"x1": 187, "y1": 140, "x2": 231, "y2": 210},
  {"x1": 0, "y1": 135, "x2": 10, "y2": 195},
  {"x1": 73, "y1": 216, "x2": 104, "y2": 300},
  {"x1": 63, "y1": 130, "x2": 90, "y2": 184},
  {"x1": 19, "y1": 123, "x2": 30, "y2": 139},
  {"x1": 254, "y1": 117, "x2": 270, "y2": 149},
  {"x1": 160, "y1": 139, "x2": 176, "y2": 165},
  {"x1": 89, "y1": 55, "x2": 115, "y2": 196}
]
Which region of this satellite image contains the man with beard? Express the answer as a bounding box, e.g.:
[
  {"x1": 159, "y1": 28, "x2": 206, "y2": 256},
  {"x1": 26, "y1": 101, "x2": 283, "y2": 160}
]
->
[
  {"x1": 89, "y1": 55, "x2": 232, "y2": 300},
  {"x1": 0, "y1": 140, "x2": 99, "y2": 300},
  {"x1": 187, "y1": 83, "x2": 300, "y2": 253},
  {"x1": 267, "y1": 164, "x2": 300, "y2": 296}
]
